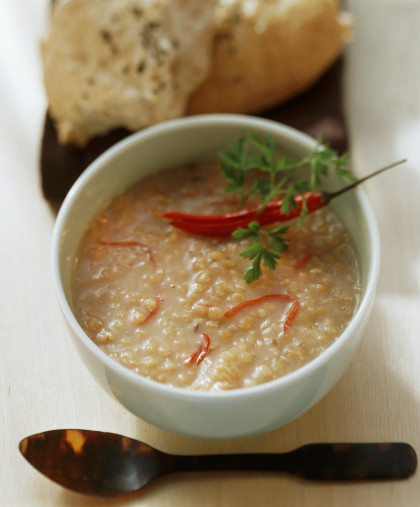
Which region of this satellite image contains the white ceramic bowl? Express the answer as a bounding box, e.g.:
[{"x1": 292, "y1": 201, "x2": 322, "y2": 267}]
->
[{"x1": 52, "y1": 114, "x2": 380, "y2": 439}]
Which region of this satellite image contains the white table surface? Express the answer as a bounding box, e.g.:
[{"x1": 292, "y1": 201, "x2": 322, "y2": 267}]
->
[{"x1": 1, "y1": 1, "x2": 420, "y2": 505}]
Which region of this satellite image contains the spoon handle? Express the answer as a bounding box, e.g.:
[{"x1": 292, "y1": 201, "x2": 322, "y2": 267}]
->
[{"x1": 175, "y1": 443, "x2": 417, "y2": 481}]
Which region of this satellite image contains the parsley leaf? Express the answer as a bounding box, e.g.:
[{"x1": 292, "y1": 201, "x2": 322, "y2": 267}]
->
[
  {"x1": 220, "y1": 133, "x2": 355, "y2": 283},
  {"x1": 233, "y1": 221, "x2": 290, "y2": 284}
]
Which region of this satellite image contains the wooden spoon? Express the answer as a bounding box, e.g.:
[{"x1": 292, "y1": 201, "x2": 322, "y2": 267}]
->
[{"x1": 19, "y1": 429, "x2": 417, "y2": 497}]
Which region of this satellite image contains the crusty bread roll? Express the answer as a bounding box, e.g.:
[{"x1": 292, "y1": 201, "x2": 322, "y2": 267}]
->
[
  {"x1": 41, "y1": 0, "x2": 216, "y2": 146},
  {"x1": 41, "y1": 0, "x2": 352, "y2": 147},
  {"x1": 187, "y1": 0, "x2": 352, "y2": 114}
]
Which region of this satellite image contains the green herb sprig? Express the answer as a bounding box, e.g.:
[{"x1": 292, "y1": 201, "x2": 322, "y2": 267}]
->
[{"x1": 219, "y1": 133, "x2": 355, "y2": 283}]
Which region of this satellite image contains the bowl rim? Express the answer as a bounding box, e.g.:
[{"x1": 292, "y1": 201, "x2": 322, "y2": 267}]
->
[{"x1": 52, "y1": 113, "x2": 380, "y2": 401}]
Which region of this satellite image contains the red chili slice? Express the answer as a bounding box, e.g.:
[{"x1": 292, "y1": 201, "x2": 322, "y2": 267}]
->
[
  {"x1": 294, "y1": 254, "x2": 313, "y2": 270},
  {"x1": 224, "y1": 294, "x2": 299, "y2": 333},
  {"x1": 185, "y1": 333, "x2": 211, "y2": 365},
  {"x1": 142, "y1": 295, "x2": 163, "y2": 324}
]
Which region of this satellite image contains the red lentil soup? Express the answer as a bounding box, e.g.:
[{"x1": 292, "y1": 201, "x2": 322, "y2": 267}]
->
[{"x1": 72, "y1": 162, "x2": 360, "y2": 391}]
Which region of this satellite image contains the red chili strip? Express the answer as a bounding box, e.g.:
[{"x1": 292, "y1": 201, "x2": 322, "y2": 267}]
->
[
  {"x1": 224, "y1": 294, "x2": 299, "y2": 333},
  {"x1": 100, "y1": 240, "x2": 155, "y2": 265},
  {"x1": 294, "y1": 253, "x2": 313, "y2": 270},
  {"x1": 164, "y1": 192, "x2": 326, "y2": 236},
  {"x1": 283, "y1": 298, "x2": 299, "y2": 332},
  {"x1": 163, "y1": 203, "x2": 261, "y2": 224},
  {"x1": 167, "y1": 220, "x2": 245, "y2": 236},
  {"x1": 142, "y1": 295, "x2": 163, "y2": 324},
  {"x1": 185, "y1": 333, "x2": 211, "y2": 365}
]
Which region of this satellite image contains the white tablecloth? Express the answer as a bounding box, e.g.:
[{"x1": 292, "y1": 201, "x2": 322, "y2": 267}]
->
[{"x1": 1, "y1": 1, "x2": 419, "y2": 505}]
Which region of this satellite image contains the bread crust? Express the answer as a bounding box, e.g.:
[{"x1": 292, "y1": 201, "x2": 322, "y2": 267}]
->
[
  {"x1": 42, "y1": 0, "x2": 352, "y2": 146},
  {"x1": 187, "y1": 0, "x2": 352, "y2": 115},
  {"x1": 42, "y1": 0, "x2": 216, "y2": 146}
]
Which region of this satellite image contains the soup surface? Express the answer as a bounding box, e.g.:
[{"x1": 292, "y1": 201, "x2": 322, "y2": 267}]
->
[{"x1": 72, "y1": 162, "x2": 360, "y2": 391}]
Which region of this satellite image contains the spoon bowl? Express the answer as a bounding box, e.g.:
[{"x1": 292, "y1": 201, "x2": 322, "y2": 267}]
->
[{"x1": 19, "y1": 429, "x2": 417, "y2": 497}]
